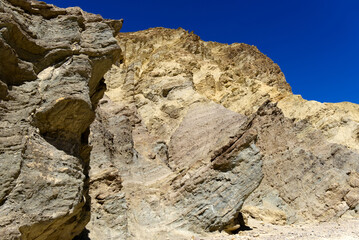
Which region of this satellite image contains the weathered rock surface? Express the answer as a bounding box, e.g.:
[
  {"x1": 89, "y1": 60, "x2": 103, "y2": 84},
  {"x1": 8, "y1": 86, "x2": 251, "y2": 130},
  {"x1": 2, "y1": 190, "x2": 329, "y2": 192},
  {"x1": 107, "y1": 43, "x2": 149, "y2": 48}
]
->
[
  {"x1": 89, "y1": 99, "x2": 264, "y2": 239},
  {"x1": 243, "y1": 102, "x2": 359, "y2": 224},
  {"x1": 88, "y1": 27, "x2": 359, "y2": 239},
  {"x1": 0, "y1": 0, "x2": 121, "y2": 239},
  {"x1": 2, "y1": 1, "x2": 358, "y2": 237}
]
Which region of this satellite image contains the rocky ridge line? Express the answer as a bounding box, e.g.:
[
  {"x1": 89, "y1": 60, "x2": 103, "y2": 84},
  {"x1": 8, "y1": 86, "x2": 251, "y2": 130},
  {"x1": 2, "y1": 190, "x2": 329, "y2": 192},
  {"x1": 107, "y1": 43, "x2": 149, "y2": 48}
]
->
[{"x1": 87, "y1": 27, "x2": 359, "y2": 239}]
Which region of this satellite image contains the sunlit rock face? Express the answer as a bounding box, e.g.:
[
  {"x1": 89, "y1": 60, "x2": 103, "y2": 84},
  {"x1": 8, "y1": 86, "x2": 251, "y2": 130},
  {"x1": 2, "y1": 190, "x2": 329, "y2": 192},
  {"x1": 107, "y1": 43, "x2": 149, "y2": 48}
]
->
[
  {"x1": 1, "y1": 0, "x2": 358, "y2": 238},
  {"x1": 88, "y1": 27, "x2": 359, "y2": 239},
  {"x1": 0, "y1": 0, "x2": 121, "y2": 239}
]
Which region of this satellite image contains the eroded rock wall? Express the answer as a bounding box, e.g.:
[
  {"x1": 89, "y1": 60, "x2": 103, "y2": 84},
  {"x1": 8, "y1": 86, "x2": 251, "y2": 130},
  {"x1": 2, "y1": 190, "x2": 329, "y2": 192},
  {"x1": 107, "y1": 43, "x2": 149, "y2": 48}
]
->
[
  {"x1": 243, "y1": 102, "x2": 359, "y2": 224},
  {"x1": 0, "y1": 1, "x2": 121, "y2": 239},
  {"x1": 88, "y1": 27, "x2": 359, "y2": 239},
  {"x1": 89, "y1": 98, "x2": 264, "y2": 239}
]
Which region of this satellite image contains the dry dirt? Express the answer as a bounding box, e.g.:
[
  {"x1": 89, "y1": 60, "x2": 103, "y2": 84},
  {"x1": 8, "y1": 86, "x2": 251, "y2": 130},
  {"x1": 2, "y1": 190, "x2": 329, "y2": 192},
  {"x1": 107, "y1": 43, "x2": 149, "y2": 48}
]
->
[{"x1": 193, "y1": 219, "x2": 359, "y2": 240}]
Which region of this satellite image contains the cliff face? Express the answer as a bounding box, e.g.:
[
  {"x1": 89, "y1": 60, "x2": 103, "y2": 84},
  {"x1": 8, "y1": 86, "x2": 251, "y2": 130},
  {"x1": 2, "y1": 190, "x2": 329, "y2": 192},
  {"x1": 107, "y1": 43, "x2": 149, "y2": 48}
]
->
[
  {"x1": 111, "y1": 28, "x2": 359, "y2": 152},
  {"x1": 88, "y1": 28, "x2": 359, "y2": 239},
  {"x1": 1, "y1": 2, "x2": 358, "y2": 239},
  {"x1": 0, "y1": 0, "x2": 121, "y2": 239}
]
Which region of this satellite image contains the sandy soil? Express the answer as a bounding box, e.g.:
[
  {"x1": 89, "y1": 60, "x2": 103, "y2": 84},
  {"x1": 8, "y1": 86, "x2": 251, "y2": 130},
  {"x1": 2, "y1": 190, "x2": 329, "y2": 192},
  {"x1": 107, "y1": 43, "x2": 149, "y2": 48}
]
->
[{"x1": 193, "y1": 219, "x2": 359, "y2": 240}]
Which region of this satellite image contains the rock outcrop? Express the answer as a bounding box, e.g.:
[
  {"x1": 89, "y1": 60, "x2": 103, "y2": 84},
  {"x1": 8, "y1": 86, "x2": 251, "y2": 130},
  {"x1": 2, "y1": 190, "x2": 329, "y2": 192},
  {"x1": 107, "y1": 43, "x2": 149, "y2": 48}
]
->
[
  {"x1": 0, "y1": 0, "x2": 121, "y2": 239},
  {"x1": 89, "y1": 98, "x2": 264, "y2": 239},
  {"x1": 243, "y1": 101, "x2": 359, "y2": 224},
  {"x1": 1, "y1": 2, "x2": 358, "y2": 238},
  {"x1": 88, "y1": 27, "x2": 359, "y2": 239}
]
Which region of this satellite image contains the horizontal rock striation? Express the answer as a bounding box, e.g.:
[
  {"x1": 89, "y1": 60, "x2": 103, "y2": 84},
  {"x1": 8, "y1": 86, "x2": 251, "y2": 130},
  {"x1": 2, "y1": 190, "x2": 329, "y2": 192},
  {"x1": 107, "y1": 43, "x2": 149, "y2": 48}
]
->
[{"x1": 0, "y1": 0, "x2": 121, "y2": 239}]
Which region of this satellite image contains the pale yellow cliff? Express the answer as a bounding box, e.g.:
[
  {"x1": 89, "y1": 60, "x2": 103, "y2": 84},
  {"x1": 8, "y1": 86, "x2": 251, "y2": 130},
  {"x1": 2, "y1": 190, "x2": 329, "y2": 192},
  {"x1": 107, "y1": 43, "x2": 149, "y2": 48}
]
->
[
  {"x1": 108, "y1": 27, "x2": 359, "y2": 151},
  {"x1": 85, "y1": 27, "x2": 359, "y2": 239}
]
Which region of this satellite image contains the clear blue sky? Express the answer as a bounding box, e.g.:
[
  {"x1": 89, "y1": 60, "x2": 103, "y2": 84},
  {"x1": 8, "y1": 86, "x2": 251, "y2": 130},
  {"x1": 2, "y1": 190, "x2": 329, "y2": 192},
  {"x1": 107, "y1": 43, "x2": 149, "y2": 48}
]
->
[{"x1": 46, "y1": 0, "x2": 359, "y2": 104}]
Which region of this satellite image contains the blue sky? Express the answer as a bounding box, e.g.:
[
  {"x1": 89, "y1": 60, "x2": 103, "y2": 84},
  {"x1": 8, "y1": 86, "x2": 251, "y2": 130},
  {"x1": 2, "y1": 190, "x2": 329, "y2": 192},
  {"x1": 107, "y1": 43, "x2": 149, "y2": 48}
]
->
[{"x1": 46, "y1": 0, "x2": 359, "y2": 104}]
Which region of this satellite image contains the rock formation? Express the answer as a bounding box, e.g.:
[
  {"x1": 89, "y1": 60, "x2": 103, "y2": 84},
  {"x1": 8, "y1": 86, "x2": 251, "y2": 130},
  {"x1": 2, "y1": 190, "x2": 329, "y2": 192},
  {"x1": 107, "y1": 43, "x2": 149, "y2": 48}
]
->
[
  {"x1": 0, "y1": 0, "x2": 121, "y2": 239},
  {"x1": 88, "y1": 28, "x2": 359, "y2": 239},
  {"x1": 89, "y1": 99, "x2": 265, "y2": 239},
  {"x1": 1, "y1": 1, "x2": 358, "y2": 239}
]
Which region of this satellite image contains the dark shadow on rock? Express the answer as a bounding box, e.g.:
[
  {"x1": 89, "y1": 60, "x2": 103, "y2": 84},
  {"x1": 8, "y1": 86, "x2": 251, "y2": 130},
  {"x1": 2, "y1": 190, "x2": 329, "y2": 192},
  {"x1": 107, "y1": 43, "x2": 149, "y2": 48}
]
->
[
  {"x1": 230, "y1": 225, "x2": 253, "y2": 234},
  {"x1": 73, "y1": 228, "x2": 91, "y2": 240},
  {"x1": 229, "y1": 212, "x2": 253, "y2": 234}
]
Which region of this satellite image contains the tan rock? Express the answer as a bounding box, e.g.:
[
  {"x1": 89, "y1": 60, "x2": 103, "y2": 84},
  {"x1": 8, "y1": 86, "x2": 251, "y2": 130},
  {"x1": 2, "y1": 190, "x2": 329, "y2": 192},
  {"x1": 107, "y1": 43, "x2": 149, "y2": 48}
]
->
[
  {"x1": 87, "y1": 27, "x2": 359, "y2": 239},
  {"x1": 242, "y1": 205, "x2": 287, "y2": 225},
  {"x1": 345, "y1": 189, "x2": 359, "y2": 208},
  {"x1": 2, "y1": 1, "x2": 358, "y2": 239},
  {"x1": 89, "y1": 100, "x2": 264, "y2": 239},
  {"x1": 348, "y1": 171, "x2": 359, "y2": 188},
  {"x1": 0, "y1": 0, "x2": 121, "y2": 239}
]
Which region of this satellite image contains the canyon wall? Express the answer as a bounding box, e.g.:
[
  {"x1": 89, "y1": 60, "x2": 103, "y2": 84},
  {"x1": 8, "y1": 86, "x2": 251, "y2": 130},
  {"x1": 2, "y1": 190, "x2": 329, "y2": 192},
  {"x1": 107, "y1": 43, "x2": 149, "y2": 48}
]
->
[
  {"x1": 0, "y1": 0, "x2": 121, "y2": 239},
  {"x1": 88, "y1": 28, "x2": 359, "y2": 239},
  {"x1": 1, "y1": 2, "x2": 358, "y2": 239}
]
